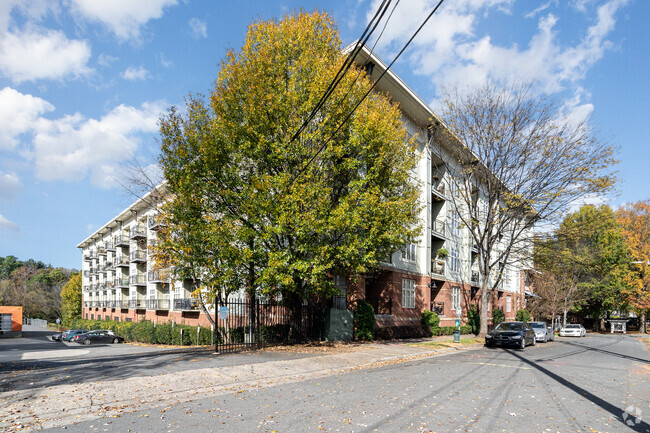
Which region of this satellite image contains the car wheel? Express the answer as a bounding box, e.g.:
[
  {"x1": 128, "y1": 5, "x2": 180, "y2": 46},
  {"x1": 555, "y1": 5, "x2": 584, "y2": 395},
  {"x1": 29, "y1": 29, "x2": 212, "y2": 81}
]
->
[
  {"x1": 520, "y1": 338, "x2": 526, "y2": 350},
  {"x1": 112, "y1": 337, "x2": 120, "y2": 344},
  {"x1": 83, "y1": 339, "x2": 91, "y2": 345}
]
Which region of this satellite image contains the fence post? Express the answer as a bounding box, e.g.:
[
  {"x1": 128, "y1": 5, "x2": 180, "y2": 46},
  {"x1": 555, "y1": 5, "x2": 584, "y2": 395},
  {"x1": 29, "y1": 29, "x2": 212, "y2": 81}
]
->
[
  {"x1": 197, "y1": 326, "x2": 200, "y2": 345},
  {"x1": 211, "y1": 324, "x2": 214, "y2": 346},
  {"x1": 180, "y1": 328, "x2": 183, "y2": 345}
]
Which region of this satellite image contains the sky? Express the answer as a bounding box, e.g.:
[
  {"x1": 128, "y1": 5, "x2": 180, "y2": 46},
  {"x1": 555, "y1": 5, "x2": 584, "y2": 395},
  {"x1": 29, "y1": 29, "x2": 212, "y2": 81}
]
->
[{"x1": 0, "y1": 0, "x2": 647, "y2": 270}]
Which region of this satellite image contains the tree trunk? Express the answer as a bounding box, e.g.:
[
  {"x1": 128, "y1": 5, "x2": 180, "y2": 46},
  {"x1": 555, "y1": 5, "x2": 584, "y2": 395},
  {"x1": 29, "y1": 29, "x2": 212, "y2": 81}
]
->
[
  {"x1": 640, "y1": 311, "x2": 647, "y2": 334},
  {"x1": 479, "y1": 280, "x2": 489, "y2": 337}
]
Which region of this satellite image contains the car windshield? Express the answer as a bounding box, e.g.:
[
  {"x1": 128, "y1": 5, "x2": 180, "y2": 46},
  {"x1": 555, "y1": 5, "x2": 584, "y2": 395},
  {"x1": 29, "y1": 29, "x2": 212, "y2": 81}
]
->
[
  {"x1": 530, "y1": 323, "x2": 545, "y2": 329},
  {"x1": 494, "y1": 322, "x2": 524, "y2": 331},
  {"x1": 565, "y1": 324, "x2": 580, "y2": 328}
]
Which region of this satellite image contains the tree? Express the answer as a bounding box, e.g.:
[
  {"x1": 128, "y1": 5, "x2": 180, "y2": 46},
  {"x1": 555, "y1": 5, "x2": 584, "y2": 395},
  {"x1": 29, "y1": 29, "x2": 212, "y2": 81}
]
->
[
  {"x1": 61, "y1": 273, "x2": 82, "y2": 326},
  {"x1": 438, "y1": 83, "x2": 617, "y2": 336},
  {"x1": 157, "y1": 11, "x2": 421, "y2": 332},
  {"x1": 616, "y1": 200, "x2": 650, "y2": 333}
]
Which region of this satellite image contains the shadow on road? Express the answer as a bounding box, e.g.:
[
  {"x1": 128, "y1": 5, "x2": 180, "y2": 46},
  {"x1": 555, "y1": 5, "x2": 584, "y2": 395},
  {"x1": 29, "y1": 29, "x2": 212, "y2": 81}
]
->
[
  {"x1": 505, "y1": 348, "x2": 650, "y2": 432},
  {"x1": 555, "y1": 339, "x2": 650, "y2": 364}
]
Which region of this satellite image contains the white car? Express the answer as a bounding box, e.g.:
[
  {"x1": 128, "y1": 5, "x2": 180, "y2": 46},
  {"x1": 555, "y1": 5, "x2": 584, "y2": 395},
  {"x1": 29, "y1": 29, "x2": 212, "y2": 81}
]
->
[{"x1": 559, "y1": 324, "x2": 586, "y2": 337}]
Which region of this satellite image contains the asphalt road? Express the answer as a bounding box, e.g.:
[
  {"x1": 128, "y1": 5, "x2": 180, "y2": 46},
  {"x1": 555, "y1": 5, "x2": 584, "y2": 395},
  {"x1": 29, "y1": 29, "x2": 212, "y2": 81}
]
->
[
  {"x1": 0, "y1": 326, "x2": 320, "y2": 393},
  {"x1": 37, "y1": 333, "x2": 649, "y2": 433}
]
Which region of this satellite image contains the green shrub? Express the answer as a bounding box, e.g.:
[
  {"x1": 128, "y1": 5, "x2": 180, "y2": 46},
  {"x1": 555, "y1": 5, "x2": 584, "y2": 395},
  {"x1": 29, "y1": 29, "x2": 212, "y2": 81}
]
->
[
  {"x1": 492, "y1": 309, "x2": 505, "y2": 325},
  {"x1": 131, "y1": 321, "x2": 155, "y2": 344},
  {"x1": 375, "y1": 324, "x2": 432, "y2": 340},
  {"x1": 354, "y1": 300, "x2": 375, "y2": 341},
  {"x1": 460, "y1": 324, "x2": 472, "y2": 334},
  {"x1": 467, "y1": 307, "x2": 480, "y2": 335},
  {"x1": 154, "y1": 323, "x2": 173, "y2": 344},
  {"x1": 421, "y1": 310, "x2": 440, "y2": 328},
  {"x1": 515, "y1": 309, "x2": 531, "y2": 322}
]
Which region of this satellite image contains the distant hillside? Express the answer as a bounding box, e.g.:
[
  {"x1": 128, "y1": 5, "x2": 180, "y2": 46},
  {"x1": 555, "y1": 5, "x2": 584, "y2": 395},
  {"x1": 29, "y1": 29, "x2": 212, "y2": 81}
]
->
[{"x1": 0, "y1": 255, "x2": 78, "y2": 321}]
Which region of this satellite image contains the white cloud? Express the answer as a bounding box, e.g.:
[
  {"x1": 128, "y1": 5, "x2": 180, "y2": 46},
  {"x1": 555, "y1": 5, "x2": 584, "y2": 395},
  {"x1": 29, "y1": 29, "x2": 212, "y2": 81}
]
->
[
  {"x1": 97, "y1": 53, "x2": 118, "y2": 67},
  {"x1": 0, "y1": 87, "x2": 54, "y2": 150},
  {"x1": 31, "y1": 101, "x2": 166, "y2": 188},
  {"x1": 0, "y1": 28, "x2": 92, "y2": 83},
  {"x1": 0, "y1": 171, "x2": 21, "y2": 200},
  {"x1": 369, "y1": 0, "x2": 628, "y2": 99},
  {"x1": 69, "y1": 0, "x2": 178, "y2": 41},
  {"x1": 122, "y1": 65, "x2": 149, "y2": 81},
  {"x1": 0, "y1": 214, "x2": 19, "y2": 232},
  {"x1": 188, "y1": 17, "x2": 207, "y2": 39}
]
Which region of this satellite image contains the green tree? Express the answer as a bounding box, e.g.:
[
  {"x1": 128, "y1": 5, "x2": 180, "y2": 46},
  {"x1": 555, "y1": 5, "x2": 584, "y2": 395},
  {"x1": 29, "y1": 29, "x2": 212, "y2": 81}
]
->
[
  {"x1": 157, "y1": 11, "x2": 421, "y2": 332},
  {"x1": 61, "y1": 273, "x2": 82, "y2": 326}
]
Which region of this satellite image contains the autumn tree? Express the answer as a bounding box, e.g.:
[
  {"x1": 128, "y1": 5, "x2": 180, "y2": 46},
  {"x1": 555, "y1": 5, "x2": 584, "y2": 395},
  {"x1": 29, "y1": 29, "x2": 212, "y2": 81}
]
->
[
  {"x1": 617, "y1": 200, "x2": 650, "y2": 333},
  {"x1": 60, "y1": 273, "x2": 82, "y2": 326},
  {"x1": 157, "y1": 11, "x2": 421, "y2": 331},
  {"x1": 438, "y1": 84, "x2": 617, "y2": 336}
]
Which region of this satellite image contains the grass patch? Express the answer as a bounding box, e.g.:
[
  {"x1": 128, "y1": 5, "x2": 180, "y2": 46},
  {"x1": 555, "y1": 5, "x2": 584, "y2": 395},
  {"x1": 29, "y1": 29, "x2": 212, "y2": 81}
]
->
[{"x1": 409, "y1": 337, "x2": 483, "y2": 348}]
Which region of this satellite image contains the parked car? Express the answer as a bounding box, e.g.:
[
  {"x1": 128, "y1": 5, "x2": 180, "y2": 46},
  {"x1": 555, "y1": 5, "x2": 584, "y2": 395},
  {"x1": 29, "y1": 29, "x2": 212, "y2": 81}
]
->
[
  {"x1": 72, "y1": 330, "x2": 124, "y2": 345},
  {"x1": 485, "y1": 321, "x2": 536, "y2": 349},
  {"x1": 559, "y1": 324, "x2": 586, "y2": 337},
  {"x1": 61, "y1": 329, "x2": 89, "y2": 341},
  {"x1": 49, "y1": 332, "x2": 62, "y2": 342},
  {"x1": 529, "y1": 321, "x2": 554, "y2": 342}
]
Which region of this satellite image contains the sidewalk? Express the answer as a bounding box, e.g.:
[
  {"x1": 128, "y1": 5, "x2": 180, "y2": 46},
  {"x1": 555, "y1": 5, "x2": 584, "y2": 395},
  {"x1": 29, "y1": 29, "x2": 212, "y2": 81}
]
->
[{"x1": 0, "y1": 337, "x2": 482, "y2": 432}]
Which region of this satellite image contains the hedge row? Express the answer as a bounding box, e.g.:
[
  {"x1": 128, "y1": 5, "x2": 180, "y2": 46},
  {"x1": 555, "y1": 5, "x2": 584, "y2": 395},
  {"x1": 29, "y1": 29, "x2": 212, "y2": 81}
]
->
[
  {"x1": 68, "y1": 319, "x2": 213, "y2": 345},
  {"x1": 375, "y1": 324, "x2": 433, "y2": 340}
]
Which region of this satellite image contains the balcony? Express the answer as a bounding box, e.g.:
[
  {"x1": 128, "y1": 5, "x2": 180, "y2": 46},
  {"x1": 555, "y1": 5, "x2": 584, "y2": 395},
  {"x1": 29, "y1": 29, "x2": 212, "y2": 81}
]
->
[
  {"x1": 148, "y1": 270, "x2": 170, "y2": 283},
  {"x1": 130, "y1": 226, "x2": 147, "y2": 240},
  {"x1": 173, "y1": 297, "x2": 199, "y2": 311},
  {"x1": 103, "y1": 261, "x2": 113, "y2": 271},
  {"x1": 432, "y1": 219, "x2": 445, "y2": 238},
  {"x1": 115, "y1": 276, "x2": 129, "y2": 288},
  {"x1": 83, "y1": 252, "x2": 92, "y2": 261},
  {"x1": 146, "y1": 299, "x2": 170, "y2": 310},
  {"x1": 89, "y1": 266, "x2": 97, "y2": 275},
  {"x1": 129, "y1": 250, "x2": 147, "y2": 263},
  {"x1": 128, "y1": 299, "x2": 145, "y2": 309},
  {"x1": 97, "y1": 245, "x2": 106, "y2": 256},
  {"x1": 115, "y1": 255, "x2": 129, "y2": 267},
  {"x1": 129, "y1": 274, "x2": 146, "y2": 286},
  {"x1": 105, "y1": 240, "x2": 115, "y2": 251},
  {"x1": 471, "y1": 271, "x2": 480, "y2": 285},
  {"x1": 432, "y1": 180, "x2": 446, "y2": 201},
  {"x1": 114, "y1": 235, "x2": 129, "y2": 247},
  {"x1": 431, "y1": 301, "x2": 445, "y2": 316},
  {"x1": 148, "y1": 216, "x2": 167, "y2": 231},
  {"x1": 432, "y1": 260, "x2": 445, "y2": 276}
]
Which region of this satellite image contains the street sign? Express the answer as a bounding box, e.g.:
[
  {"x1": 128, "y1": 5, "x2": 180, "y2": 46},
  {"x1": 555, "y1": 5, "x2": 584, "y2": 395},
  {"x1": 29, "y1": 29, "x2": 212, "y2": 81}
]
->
[
  {"x1": 456, "y1": 309, "x2": 462, "y2": 317},
  {"x1": 218, "y1": 306, "x2": 228, "y2": 320}
]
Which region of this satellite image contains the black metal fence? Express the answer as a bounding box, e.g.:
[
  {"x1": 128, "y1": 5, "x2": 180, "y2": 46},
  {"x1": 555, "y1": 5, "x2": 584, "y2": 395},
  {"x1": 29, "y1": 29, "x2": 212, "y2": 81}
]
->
[{"x1": 215, "y1": 300, "x2": 323, "y2": 354}]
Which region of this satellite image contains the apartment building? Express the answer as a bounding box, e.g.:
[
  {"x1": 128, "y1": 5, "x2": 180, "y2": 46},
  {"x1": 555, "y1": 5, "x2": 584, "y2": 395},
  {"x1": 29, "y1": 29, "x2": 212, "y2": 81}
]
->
[{"x1": 77, "y1": 45, "x2": 534, "y2": 329}]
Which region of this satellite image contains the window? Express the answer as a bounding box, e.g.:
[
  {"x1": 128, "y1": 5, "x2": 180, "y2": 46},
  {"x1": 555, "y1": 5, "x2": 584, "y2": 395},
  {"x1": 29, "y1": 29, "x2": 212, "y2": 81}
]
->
[
  {"x1": 450, "y1": 210, "x2": 461, "y2": 237},
  {"x1": 506, "y1": 295, "x2": 512, "y2": 313},
  {"x1": 401, "y1": 243, "x2": 416, "y2": 262},
  {"x1": 450, "y1": 247, "x2": 460, "y2": 272},
  {"x1": 402, "y1": 279, "x2": 415, "y2": 309},
  {"x1": 504, "y1": 268, "x2": 511, "y2": 289},
  {"x1": 451, "y1": 286, "x2": 460, "y2": 311},
  {"x1": 333, "y1": 275, "x2": 347, "y2": 309}
]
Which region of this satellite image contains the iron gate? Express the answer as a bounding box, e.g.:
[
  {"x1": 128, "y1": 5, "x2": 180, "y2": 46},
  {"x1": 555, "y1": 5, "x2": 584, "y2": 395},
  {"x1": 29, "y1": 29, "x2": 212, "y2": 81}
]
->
[{"x1": 215, "y1": 300, "x2": 323, "y2": 353}]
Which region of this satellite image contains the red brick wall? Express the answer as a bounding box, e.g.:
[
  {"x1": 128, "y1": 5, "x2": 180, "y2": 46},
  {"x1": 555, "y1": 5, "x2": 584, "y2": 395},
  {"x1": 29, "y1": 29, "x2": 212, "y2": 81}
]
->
[{"x1": 82, "y1": 307, "x2": 214, "y2": 327}]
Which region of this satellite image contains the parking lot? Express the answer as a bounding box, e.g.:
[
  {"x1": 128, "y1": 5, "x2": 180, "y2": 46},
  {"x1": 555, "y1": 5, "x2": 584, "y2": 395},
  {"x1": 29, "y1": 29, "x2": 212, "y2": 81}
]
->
[{"x1": 0, "y1": 325, "x2": 207, "y2": 365}]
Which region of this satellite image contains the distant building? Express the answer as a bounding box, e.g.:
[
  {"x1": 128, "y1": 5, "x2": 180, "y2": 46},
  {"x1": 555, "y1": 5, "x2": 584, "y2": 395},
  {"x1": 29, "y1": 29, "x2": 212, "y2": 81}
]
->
[{"x1": 77, "y1": 45, "x2": 534, "y2": 329}]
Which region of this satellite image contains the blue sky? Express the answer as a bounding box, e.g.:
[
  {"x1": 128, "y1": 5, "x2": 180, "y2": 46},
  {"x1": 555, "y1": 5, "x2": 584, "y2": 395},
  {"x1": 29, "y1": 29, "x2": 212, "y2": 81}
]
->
[{"x1": 0, "y1": 0, "x2": 647, "y2": 269}]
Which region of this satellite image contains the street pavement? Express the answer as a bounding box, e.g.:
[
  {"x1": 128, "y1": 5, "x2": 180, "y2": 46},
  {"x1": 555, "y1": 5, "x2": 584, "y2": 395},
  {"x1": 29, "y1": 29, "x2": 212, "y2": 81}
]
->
[{"x1": 1, "y1": 329, "x2": 648, "y2": 432}]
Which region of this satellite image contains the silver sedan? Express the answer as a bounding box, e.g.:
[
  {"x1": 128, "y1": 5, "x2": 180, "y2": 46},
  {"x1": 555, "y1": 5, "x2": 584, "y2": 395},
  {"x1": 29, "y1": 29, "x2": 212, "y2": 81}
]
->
[{"x1": 529, "y1": 321, "x2": 554, "y2": 342}]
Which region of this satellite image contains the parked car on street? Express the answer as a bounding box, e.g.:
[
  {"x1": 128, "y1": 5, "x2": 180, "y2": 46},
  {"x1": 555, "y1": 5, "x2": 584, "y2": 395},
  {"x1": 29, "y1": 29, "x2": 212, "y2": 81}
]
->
[
  {"x1": 61, "y1": 329, "x2": 89, "y2": 341},
  {"x1": 49, "y1": 332, "x2": 62, "y2": 341},
  {"x1": 72, "y1": 330, "x2": 124, "y2": 345},
  {"x1": 529, "y1": 321, "x2": 554, "y2": 342},
  {"x1": 559, "y1": 324, "x2": 586, "y2": 337},
  {"x1": 485, "y1": 321, "x2": 536, "y2": 349}
]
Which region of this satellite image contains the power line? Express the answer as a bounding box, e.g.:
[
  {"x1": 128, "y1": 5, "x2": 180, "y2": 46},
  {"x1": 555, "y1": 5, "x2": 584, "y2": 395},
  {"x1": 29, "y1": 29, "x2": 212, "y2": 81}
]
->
[
  {"x1": 293, "y1": 0, "x2": 446, "y2": 183},
  {"x1": 289, "y1": 0, "x2": 392, "y2": 143}
]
